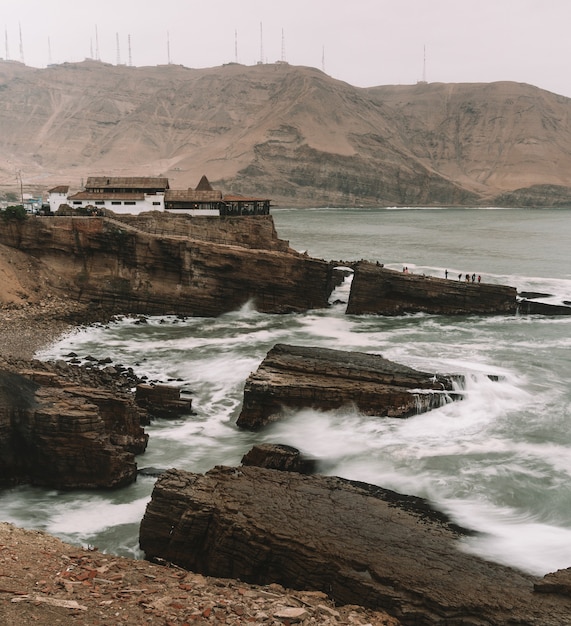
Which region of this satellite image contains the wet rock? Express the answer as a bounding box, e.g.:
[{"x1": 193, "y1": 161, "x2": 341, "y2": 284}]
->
[
  {"x1": 140, "y1": 466, "x2": 571, "y2": 625},
  {"x1": 236, "y1": 343, "x2": 461, "y2": 430},
  {"x1": 135, "y1": 383, "x2": 194, "y2": 419},
  {"x1": 346, "y1": 262, "x2": 518, "y2": 315},
  {"x1": 241, "y1": 444, "x2": 317, "y2": 474},
  {"x1": 0, "y1": 359, "x2": 148, "y2": 489},
  {"x1": 517, "y1": 299, "x2": 571, "y2": 315}
]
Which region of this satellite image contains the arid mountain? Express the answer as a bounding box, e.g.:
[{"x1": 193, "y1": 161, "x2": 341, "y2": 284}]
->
[{"x1": 1, "y1": 59, "x2": 571, "y2": 207}]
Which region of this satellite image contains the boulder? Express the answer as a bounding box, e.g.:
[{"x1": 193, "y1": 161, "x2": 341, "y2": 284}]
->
[
  {"x1": 241, "y1": 443, "x2": 316, "y2": 474},
  {"x1": 346, "y1": 262, "x2": 518, "y2": 315},
  {"x1": 139, "y1": 466, "x2": 571, "y2": 625},
  {"x1": 135, "y1": 383, "x2": 194, "y2": 419},
  {"x1": 236, "y1": 343, "x2": 461, "y2": 430},
  {"x1": 0, "y1": 364, "x2": 148, "y2": 489},
  {"x1": 517, "y1": 299, "x2": 571, "y2": 315}
]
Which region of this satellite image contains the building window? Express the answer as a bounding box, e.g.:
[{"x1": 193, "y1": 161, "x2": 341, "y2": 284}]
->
[
  {"x1": 124, "y1": 201, "x2": 136, "y2": 205},
  {"x1": 152, "y1": 201, "x2": 161, "y2": 206},
  {"x1": 111, "y1": 201, "x2": 122, "y2": 205},
  {"x1": 73, "y1": 201, "x2": 82, "y2": 205},
  {"x1": 95, "y1": 201, "x2": 105, "y2": 205}
]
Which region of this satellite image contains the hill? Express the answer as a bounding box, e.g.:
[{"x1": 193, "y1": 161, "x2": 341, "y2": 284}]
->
[{"x1": 1, "y1": 59, "x2": 571, "y2": 207}]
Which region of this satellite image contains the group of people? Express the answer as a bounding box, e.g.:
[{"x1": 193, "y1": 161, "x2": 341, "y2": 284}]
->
[{"x1": 445, "y1": 269, "x2": 481, "y2": 283}]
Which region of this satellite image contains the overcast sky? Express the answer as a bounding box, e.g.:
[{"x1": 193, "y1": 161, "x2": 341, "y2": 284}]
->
[{"x1": 3, "y1": 0, "x2": 571, "y2": 97}]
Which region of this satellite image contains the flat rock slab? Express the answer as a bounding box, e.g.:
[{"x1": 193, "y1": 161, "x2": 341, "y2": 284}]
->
[
  {"x1": 139, "y1": 466, "x2": 571, "y2": 625},
  {"x1": 346, "y1": 262, "x2": 518, "y2": 316},
  {"x1": 236, "y1": 343, "x2": 461, "y2": 430}
]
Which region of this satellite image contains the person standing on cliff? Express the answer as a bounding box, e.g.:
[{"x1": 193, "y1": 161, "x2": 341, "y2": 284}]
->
[
  {"x1": 445, "y1": 269, "x2": 448, "y2": 279},
  {"x1": 478, "y1": 275, "x2": 481, "y2": 283}
]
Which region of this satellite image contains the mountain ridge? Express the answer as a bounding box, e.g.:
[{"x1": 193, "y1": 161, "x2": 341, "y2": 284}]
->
[{"x1": 1, "y1": 59, "x2": 571, "y2": 207}]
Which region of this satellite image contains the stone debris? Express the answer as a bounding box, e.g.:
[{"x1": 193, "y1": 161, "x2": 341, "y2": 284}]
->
[{"x1": 0, "y1": 522, "x2": 400, "y2": 626}]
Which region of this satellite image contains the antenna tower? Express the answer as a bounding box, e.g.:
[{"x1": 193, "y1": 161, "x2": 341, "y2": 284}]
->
[
  {"x1": 95, "y1": 25, "x2": 100, "y2": 61},
  {"x1": 128, "y1": 34, "x2": 132, "y2": 66},
  {"x1": 234, "y1": 29, "x2": 238, "y2": 63},
  {"x1": 423, "y1": 44, "x2": 427, "y2": 82},
  {"x1": 281, "y1": 28, "x2": 286, "y2": 62},
  {"x1": 19, "y1": 23, "x2": 24, "y2": 63},
  {"x1": 258, "y1": 22, "x2": 263, "y2": 64},
  {"x1": 116, "y1": 32, "x2": 121, "y2": 65},
  {"x1": 5, "y1": 28, "x2": 9, "y2": 61}
]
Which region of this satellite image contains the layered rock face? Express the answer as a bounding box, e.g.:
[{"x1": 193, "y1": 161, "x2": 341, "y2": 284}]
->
[
  {"x1": 0, "y1": 215, "x2": 334, "y2": 316},
  {"x1": 139, "y1": 466, "x2": 571, "y2": 625},
  {"x1": 236, "y1": 344, "x2": 460, "y2": 430},
  {"x1": 0, "y1": 362, "x2": 148, "y2": 489},
  {"x1": 346, "y1": 262, "x2": 518, "y2": 315}
]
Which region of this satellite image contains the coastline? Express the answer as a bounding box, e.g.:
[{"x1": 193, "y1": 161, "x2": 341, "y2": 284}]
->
[{"x1": 0, "y1": 305, "x2": 399, "y2": 625}]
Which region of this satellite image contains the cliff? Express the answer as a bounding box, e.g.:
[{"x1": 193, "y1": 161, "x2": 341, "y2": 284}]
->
[
  {"x1": 0, "y1": 359, "x2": 148, "y2": 489},
  {"x1": 0, "y1": 215, "x2": 335, "y2": 316},
  {"x1": 236, "y1": 343, "x2": 461, "y2": 430},
  {"x1": 346, "y1": 262, "x2": 518, "y2": 315},
  {"x1": 140, "y1": 466, "x2": 571, "y2": 625},
  {"x1": 3, "y1": 61, "x2": 571, "y2": 207}
]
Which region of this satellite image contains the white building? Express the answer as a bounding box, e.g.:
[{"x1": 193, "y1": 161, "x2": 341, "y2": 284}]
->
[
  {"x1": 47, "y1": 185, "x2": 70, "y2": 213},
  {"x1": 64, "y1": 177, "x2": 168, "y2": 214}
]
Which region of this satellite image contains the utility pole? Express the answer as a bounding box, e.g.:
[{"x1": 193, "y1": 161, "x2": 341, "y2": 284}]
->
[{"x1": 16, "y1": 170, "x2": 23, "y2": 204}]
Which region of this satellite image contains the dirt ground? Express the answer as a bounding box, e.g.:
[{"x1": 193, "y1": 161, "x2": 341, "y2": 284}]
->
[{"x1": 0, "y1": 523, "x2": 399, "y2": 626}]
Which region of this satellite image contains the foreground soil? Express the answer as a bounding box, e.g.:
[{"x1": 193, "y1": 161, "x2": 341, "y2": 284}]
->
[{"x1": 0, "y1": 524, "x2": 399, "y2": 625}]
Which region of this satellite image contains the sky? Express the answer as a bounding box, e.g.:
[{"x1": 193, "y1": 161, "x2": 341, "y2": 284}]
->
[{"x1": 3, "y1": 0, "x2": 571, "y2": 97}]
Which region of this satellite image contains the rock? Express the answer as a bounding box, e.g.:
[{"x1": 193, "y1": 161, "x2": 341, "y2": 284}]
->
[
  {"x1": 0, "y1": 215, "x2": 335, "y2": 316},
  {"x1": 0, "y1": 361, "x2": 148, "y2": 489},
  {"x1": 517, "y1": 299, "x2": 571, "y2": 315},
  {"x1": 535, "y1": 568, "x2": 571, "y2": 596},
  {"x1": 236, "y1": 344, "x2": 461, "y2": 430},
  {"x1": 241, "y1": 444, "x2": 317, "y2": 474},
  {"x1": 346, "y1": 262, "x2": 518, "y2": 315},
  {"x1": 135, "y1": 383, "x2": 194, "y2": 419},
  {"x1": 139, "y1": 466, "x2": 571, "y2": 625}
]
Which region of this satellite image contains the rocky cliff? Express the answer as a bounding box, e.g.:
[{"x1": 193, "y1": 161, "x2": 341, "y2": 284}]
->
[
  {"x1": 139, "y1": 466, "x2": 571, "y2": 625},
  {"x1": 0, "y1": 359, "x2": 148, "y2": 489},
  {"x1": 2, "y1": 60, "x2": 571, "y2": 207},
  {"x1": 346, "y1": 262, "x2": 518, "y2": 315},
  {"x1": 236, "y1": 344, "x2": 460, "y2": 430},
  {"x1": 0, "y1": 215, "x2": 334, "y2": 316}
]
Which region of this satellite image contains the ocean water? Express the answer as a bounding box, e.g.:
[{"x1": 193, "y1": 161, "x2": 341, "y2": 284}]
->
[{"x1": 2, "y1": 207, "x2": 571, "y2": 577}]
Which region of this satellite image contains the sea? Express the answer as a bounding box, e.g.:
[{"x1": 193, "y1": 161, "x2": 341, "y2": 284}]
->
[{"x1": 1, "y1": 207, "x2": 570, "y2": 577}]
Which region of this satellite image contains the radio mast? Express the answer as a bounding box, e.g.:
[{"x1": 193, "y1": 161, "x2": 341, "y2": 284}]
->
[
  {"x1": 116, "y1": 32, "x2": 121, "y2": 65},
  {"x1": 19, "y1": 23, "x2": 24, "y2": 63},
  {"x1": 128, "y1": 34, "x2": 132, "y2": 66},
  {"x1": 258, "y1": 22, "x2": 263, "y2": 64}
]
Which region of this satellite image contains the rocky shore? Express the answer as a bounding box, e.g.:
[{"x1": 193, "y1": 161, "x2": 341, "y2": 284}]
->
[{"x1": 0, "y1": 299, "x2": 398, "y2": 624}]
